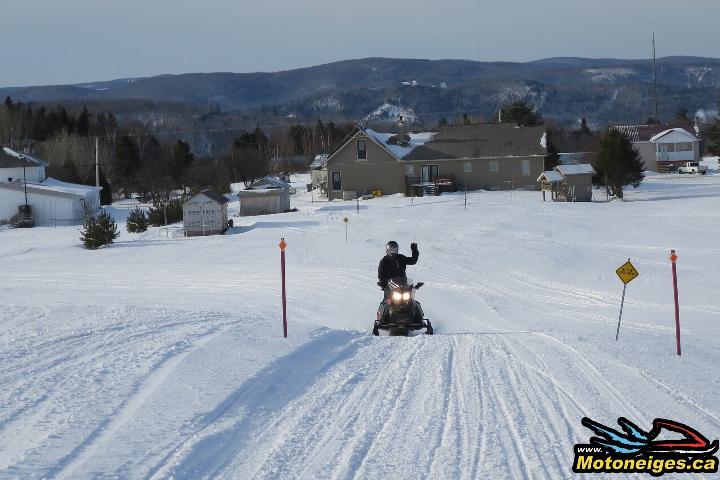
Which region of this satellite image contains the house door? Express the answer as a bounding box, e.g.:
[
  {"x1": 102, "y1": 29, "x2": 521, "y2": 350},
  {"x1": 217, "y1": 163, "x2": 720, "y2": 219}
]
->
[
  {"x1": 421, "y1": 165, "x2": 438, "y2": 183},
  {"x1": 658, "y1": 144, "x2": 669, "y2": 162}
]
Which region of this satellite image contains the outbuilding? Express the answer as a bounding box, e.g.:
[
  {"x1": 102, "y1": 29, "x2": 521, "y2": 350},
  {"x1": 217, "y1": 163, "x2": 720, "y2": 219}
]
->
[
  {"x1": 0, "y1": 147, "x2": 101, "y2": 226},
  {"x1": 182, "y1": 189, "x2": 229, "y2": 236},
  {"x1": 237, "y1": 176, "x2": 291, "y2": 216},
  {"x1": 537, "y1": 164, "x2": 594, "y2": 202}
]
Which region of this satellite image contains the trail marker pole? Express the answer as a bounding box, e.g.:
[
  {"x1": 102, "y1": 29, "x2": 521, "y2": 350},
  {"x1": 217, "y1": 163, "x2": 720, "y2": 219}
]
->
[
  {"x1": 343, "y1": 216, "x2": 349, "y2": 244},
  {"x1": 279, "y1": 238, "x2": 288, "y2": 338},
  {"x1": 615, "y1": 258, "x2": 639, "y2": 341},
  {"x1": 670, "y1": 250, "x2": 681, "y2": 356},
  {"x1": 356, "y1": 197, "x2": 359, "y2": 214}
]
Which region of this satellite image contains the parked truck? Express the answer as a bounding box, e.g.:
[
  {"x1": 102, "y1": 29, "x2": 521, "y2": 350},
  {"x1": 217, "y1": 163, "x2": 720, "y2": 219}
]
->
[{"x1": 677, "y1": 162, "x2": 708, "y2": 175}]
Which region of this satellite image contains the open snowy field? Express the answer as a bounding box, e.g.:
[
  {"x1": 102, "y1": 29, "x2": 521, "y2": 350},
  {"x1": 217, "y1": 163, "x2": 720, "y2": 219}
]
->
[{"x1": 1, "y1": 165, "x2": 719, "y2": 479}]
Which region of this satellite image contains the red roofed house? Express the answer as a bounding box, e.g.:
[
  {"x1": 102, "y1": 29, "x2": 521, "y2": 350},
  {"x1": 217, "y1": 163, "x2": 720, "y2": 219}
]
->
[{"x1": 610, "y1": 122, "x2": 701, "y2": 173}]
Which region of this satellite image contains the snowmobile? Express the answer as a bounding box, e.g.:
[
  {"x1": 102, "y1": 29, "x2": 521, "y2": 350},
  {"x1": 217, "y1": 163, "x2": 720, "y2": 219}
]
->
[{"x1": 373, "y1": 277, "x2": 433, "y2": 336}]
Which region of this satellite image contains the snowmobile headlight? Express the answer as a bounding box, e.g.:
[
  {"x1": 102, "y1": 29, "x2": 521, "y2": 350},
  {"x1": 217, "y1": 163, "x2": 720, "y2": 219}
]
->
[
  {"x1": 392, "y1": 292, "x2": 403, "y2": 301},
  {"x1": 402, "y1": 292, "x2": 411, "y2": 301}
]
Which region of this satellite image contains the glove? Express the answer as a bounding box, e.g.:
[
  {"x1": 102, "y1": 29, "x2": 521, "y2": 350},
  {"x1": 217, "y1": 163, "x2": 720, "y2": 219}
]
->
[{"x1": 410, "y1": 242, "x2": 418, "y2": 252}]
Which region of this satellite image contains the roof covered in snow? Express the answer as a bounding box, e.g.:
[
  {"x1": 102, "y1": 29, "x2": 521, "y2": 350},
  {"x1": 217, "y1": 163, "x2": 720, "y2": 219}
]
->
[
  {"x1": 610, "y1": 122, "x2": 699, "y2": 143},
  {"x1": 648, "y1": 128, "x2": 699, "y2": 143},
  {"x1": 537, "y1": 171, "x2": 564, "y2": 183},
  {"x1": 0, "y1": 177, "x2": 99, "y2": 199},
  {"x1": 364, "y1": 129, "x2": 435, "y2": 159},
  {"x1": 402, "y1": 124, "x2": 547, "y2": 161},
  {"x1": 556, "y1": 164, "x2": 594, "y2": 176},
  {"x1": 0, "y1": 147, "x2": 50, "y2": 168},
  {"x1": 248, "y1": 176, "x2": 291, "y2": 190},
  {"x1": 309, "y1": 154, "x2": 329, "y2": 169},
  {"x1": 196, "y1": 189, "x2": 229, "y2": 204}
]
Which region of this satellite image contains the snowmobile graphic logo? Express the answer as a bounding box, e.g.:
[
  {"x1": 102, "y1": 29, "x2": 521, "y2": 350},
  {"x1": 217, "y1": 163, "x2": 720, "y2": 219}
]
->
[{"x1": 573, "y1": 416, "x2": 718, "y2": 476}]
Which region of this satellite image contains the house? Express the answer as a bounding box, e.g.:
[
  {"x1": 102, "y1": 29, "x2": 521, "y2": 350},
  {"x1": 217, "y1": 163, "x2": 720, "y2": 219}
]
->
[
  {"x1": 0, "y1": 147, "x2": 101, "y2": 226},
  {"x1": 309, "y1": 154, "x2": 328, "y2": 192},
  {"x1": 237, "y1": 176, "x2": 291, "y2": 216},
  {"x1": 537, "y1": 164, "x2": 594, "y2": 202},
  {"x1": 182, "y1": 189, "x2": 229, "y2": 236},
  {"x1": 610, "y1": 122, "x2": 701, "y2": 172},
  {"x1": 324, "y1": 123, "x2": 547, "y2": 200}
]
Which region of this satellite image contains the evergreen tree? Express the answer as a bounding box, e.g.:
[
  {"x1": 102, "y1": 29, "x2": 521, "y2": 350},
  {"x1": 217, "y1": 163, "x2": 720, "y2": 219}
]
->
[
  {"x1": 545, "y1": 134, "x2": 561, "y2": 170},
  {"x1": 99, "y1": 169, "x2": 113, "y2": 205},
  {"x1": 577, "y1": 118, "x2": 591, "y2": 135},
  {"x1": 126, "y1": 208, "x2": 148, "y2": 233},
  {"x1": 80, "y1": 210, "x2": 119, "y2": 249},
  {"x1": 76, "y1": 107, "x2": 90, "y2": 136},
  {"x1": 706, "y1": 120, "x2": 720, "y2": 157},
  {"x1": 675, "y1": 108, "x2": 689, "y2": 121},
  {"x1": 500, "y1": 101, "x2": 542, "y2": 126},
  {"x1": 148, "y1": 198, "x2": 184, "y2": 227},
  {"x1": 170, "y1": 139, "x2": 194, "y2": 190},
  {"x1": 114, "y1": 136, "x2": 140, "y2": 197},
  {"x1": 592, "y1": 129, "x2": 645, "y2": 199}
]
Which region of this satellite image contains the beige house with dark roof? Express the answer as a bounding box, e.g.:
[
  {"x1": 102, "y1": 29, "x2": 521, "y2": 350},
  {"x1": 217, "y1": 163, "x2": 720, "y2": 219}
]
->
[
  {"x1": 610, "y1": 122, "x2": 701, "y2": 173},
  {"x1": 324, "y1": 123, "x2": 547, "y2": 200}
]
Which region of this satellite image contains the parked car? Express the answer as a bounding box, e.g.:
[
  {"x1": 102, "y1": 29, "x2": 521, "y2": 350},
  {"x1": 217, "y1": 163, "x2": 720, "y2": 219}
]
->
[{"x1": 677, "y1": 162, "x2": 708, "y2": 175}]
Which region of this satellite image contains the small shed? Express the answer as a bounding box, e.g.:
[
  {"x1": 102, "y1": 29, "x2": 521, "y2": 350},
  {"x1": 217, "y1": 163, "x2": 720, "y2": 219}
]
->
[
  {"x1": 237, "y1": 177, "x2": 291, "y2": 216},
  {"x1": 537, "y1": 164, "x2": 594, "y2": 202},
  {"x1": 183, "y1": 189, "x2": 229, "y2": 236}
]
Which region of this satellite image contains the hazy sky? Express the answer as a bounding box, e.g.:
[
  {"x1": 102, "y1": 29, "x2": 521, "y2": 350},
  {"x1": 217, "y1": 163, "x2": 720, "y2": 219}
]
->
[{"x1": 1, "y1": 0, "x2": 718, "y2": 87}]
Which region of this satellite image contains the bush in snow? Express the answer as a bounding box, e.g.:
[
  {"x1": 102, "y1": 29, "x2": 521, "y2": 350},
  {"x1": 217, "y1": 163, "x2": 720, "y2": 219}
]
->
[
  {"x1": 148, "y1": 198, "x2": 184, "y2": 227},
  {"x1": 126, "y1": 208, "x2": 148, "y2": 233},
  {"x1": 81, "y1": 210, "x2": 120, "y2": 249}
]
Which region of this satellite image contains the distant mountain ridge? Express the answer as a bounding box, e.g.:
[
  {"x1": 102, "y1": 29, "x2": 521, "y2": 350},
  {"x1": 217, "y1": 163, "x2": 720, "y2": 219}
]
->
[{"x1": 2, "y1": 57, "x2": 719, "y2": 126}]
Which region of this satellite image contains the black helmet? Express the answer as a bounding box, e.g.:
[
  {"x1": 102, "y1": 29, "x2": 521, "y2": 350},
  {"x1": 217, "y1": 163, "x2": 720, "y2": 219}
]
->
[{"x1": 386, "y1": 241, "x2": 399, "y2": 255}]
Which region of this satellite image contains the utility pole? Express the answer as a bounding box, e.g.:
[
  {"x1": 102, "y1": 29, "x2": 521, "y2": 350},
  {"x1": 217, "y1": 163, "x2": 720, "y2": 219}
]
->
[
  {"x1": 19, "y1": 153, "x2": 29, "y2": 207},
  {"x1": 652, "y1": 32, "x2": 658, "y2": 122},
  {"x1": 95, "y1": 137, "x2": 100, "y2": 188}
]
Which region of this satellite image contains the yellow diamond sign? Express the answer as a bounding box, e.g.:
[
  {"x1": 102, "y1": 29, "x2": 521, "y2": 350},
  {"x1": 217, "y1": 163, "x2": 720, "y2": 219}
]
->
[{"x1": 616, "y1": 261, "x2": 639, "y2": 285}]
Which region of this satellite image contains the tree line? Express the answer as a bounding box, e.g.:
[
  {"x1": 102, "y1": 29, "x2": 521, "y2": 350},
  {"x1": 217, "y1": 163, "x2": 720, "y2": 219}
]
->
[{"x1": 0, "y1": 97, "x2": 354, "y2": 203}]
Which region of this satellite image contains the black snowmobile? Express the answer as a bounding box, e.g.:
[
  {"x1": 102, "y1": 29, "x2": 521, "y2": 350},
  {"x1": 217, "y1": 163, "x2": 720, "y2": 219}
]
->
[{"x1": 373, "y1": 277, "x2": 433, "y2": 336}]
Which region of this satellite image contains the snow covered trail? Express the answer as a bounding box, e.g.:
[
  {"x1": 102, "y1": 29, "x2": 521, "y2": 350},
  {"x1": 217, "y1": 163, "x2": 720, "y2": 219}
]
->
[
  {"x1": 146, "y1": 330, "x2": 719, "y2": 480},
  {"x1": 1, "y1": 173, "x2": 719, "y2": 478}
]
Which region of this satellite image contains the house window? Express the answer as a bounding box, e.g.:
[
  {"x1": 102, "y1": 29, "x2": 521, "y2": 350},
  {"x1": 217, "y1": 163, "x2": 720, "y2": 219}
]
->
[
  {"x1": 331, "y1": 171, "x2": 342, "y2": 191},
  {"x1": 405, "y1": 165, "x2": 415, "y2": 176},
  {"x1": 676, "y1": 142, "x2": 693, "y2": 152},
  {"x1": 489, "y1": 161, "x2": 498, "y2": 172},
  {"x1": 357, "y1": 140, "x2": 367, "y2": 160},
  {"x1": 664, "y1": 143, "x2": 676, "y2": 152},
  {"x1": 521, "y1": 159, "x2": 530, "y2": 176},
  {"x1": 421, "y1": 165, "x2": 438, "y2": 183},
  {"x1": 463, "y1": 162, "x2": 472, "y2": 173}
]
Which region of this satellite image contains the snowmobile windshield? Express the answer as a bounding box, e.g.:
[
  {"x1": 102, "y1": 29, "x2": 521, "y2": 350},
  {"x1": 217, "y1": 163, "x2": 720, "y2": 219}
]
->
[{"x1": 388, "y1": 277, "x2": 412, "y2": 289}]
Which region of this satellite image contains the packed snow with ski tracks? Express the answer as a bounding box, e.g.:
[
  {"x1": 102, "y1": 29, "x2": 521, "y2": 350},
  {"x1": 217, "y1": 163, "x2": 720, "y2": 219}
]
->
[{"x1": 1, "y1": 165, "x2": 719, "y2": 479}]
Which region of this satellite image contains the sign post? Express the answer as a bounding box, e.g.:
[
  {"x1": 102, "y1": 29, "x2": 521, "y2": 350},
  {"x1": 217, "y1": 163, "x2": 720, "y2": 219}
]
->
[
  {"x1": 343, "y1": 216, "x2": 349, "y2": 244},
  {"x1": 670, "y1": 250, "x2": 681, "y2": 356},
  {"x1": 615, "y1": 258, "x2": 639, "y2": 341},
  {"x1": 279, "y1": 238, "x2": 288, "y2": 338}
]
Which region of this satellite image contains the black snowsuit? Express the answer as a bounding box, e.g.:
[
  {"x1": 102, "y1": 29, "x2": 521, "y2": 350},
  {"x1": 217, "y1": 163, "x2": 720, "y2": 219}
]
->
[{"x1": 378, "y1": 244, "x2": 419, "y2": 296}]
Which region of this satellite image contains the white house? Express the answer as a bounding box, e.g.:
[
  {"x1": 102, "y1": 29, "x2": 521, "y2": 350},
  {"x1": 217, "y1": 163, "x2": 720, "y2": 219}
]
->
[
  {"x1": 610, "y1": 123, "x2": 701, "y2": 172},
  {"x1": 0, "y1": 147, "x2": 101, "y2": 226}
]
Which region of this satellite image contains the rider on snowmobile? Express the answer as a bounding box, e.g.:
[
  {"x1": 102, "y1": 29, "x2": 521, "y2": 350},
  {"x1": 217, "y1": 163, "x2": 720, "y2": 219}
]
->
[{"x1": 378, "y1": 241, "x2": 418, "y2": 299}]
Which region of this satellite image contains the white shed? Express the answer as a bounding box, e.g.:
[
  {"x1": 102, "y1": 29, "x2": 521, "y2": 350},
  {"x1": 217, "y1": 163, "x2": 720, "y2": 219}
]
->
[{"x1": 182, "y1": 189, "x2": 229, "y2": 236}]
